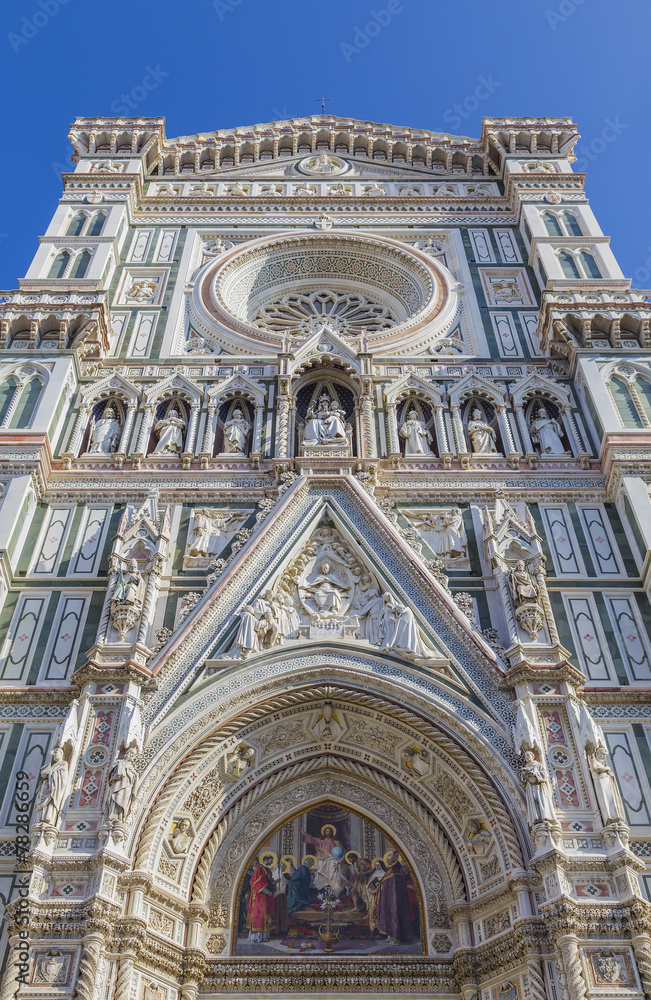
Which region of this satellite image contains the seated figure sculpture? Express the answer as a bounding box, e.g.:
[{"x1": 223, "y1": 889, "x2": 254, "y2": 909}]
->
[{"x1": 301, "y1": 393, "x2": 350, "y2": 453}]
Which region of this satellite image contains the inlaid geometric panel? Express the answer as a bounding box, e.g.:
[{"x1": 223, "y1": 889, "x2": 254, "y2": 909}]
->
[
  {"x1": 67, "y1": 506, "x2": 112, "y2": 576},
  {"x1": 603, "y1": 594, "x2": 651, "y2": 682},
  {"x1": 540, "y1": 505, "x2": 585, "y2": 577},
  {"x1": 0, "y1": 593, "x2": 51, "y2": 682},
  {"x1": 30, "y1": 507, "x2": 74, "y2": 576},
  {"x1": 494, "y1": 229, "x2": 522, "y2": 264},
  {"x1": 469, "y1": 229, "x2": 495, "y2": 263},
  {"x1": 490, "y1": 312, "x2": 522, "y2": 358},
  {"x1": 562, "y1": 593, "x2": 615, "y2": 682},
  {"x1": 39, "y1": 593, "x2": 90, "y2": 681},
  {"x1": 604, "y1": 730, "x2": 651, "y2": 827},
  {"x1": 0, "y1": 728, "x2": 52, "y2": 828},
  {"x1": 576, "y1": 505, "x2": 625, "y2": 576}
]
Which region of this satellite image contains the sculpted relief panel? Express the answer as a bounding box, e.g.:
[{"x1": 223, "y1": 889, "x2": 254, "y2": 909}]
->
[{"x1": 227, "y1": 522, "x2": 440, "y2": 662}]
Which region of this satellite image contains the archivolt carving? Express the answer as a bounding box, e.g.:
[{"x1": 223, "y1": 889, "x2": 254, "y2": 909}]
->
[
  {"x1": 132, "y1": 682, "x2": 525, "y2": 884},
  {"x1": 193, "y1": 759, "x2": 458, "y2": 930}
]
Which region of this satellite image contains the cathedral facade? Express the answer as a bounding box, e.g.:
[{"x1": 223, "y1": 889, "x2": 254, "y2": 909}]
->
[{"x1": 0, "y1": 113, "x2": 650, "y2": 1000}]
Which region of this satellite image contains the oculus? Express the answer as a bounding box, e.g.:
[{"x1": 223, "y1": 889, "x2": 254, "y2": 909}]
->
[{"x1": 188, "y1": 232, "x2": 458, "y2": 355}]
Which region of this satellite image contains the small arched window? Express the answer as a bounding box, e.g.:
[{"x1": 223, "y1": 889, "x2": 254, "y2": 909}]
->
[
  {"x1": 66, "y1": 213, "x2": 87, "y2": 236},
  {"x1": 579, "y1": 251, "x2": 601, "y2": 279},
  {"x1": 559, "y1": 251, "x2": 581, "y2": 279},
  {"x1": 69, "y1": 250, "x2": 91, "y2": 279},
  {"x1": 543, "y1": 212, "x2": 563, "y2": 236},
  {"x1": 610, "y1": 377, "x2": 643, "y2": 428},
  {"x1": 635, "y1": 377, "x2": 651, "y2": 424},
  {"x1": 11, "y1": 378, "x2": 43, "y2": 428},
  {"x1": 0, "y1": 380, "x2": 18, "y2": 425},
  {"x1": 562, "y1": 212, "x2": 582, "y2": 236},
  {"x1": 48, "y1": 251, "x2": 70, "y2": 279},
  {"x1": 87, "y1": 213, "x2": 106, "y2": 236}
]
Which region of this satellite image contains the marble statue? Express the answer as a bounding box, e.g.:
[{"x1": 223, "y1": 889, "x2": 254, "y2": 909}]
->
[
  {"x1": 110, "y1": 558, "x2": 144, "y2": 640},
  {"x1": 35, "y1": 746, "x2": 69, "y2": 827},
  {"x1": 222, "y1": 407, "x2": 251, "y2": 455},
  {"x1": 185, "y1": 509, "x2": 248, "y2": 565},
  {"x1": 302, "y1": 394, "x2": 348, "y2": 447},
  {"x1": 400, "y1": 409, "x2": 433, "y2": 456},
  {"x1": 169, "y1": 818, "x2": 193, "y2": 854},
  {"x1": 153, "y1": 408, "x2": 186, "y2": 454},
  {"x1": 508, "y1": 560, "x2": 538, "y2": 605},
  {"x1": 530, "y1": 406, "x2": 565, "y2": 455},
  {"x1": 521, "y1": 751, "x2": 557, "y2": 825},
  {"x1": 588, "y1": 744, "x2": 625, "y2": 826},
  {"x1": 301, "y1": 560, "x2": 351, "y2": 615},
  {"x1": 403, "y1": 509, "x2": 468, "y2": 565},
  {"x1": 106, "y1": 746, "x2": 138, "y2": 823},
  {"x1": 88, "y1": 406, "x2": 121, "y2": 454},
  {"x1": 379, "y1": 594, "x2": 424, "y2": 657},
  {"x1": 467, "y1": 408, "x2": 497, "y2": 454}
]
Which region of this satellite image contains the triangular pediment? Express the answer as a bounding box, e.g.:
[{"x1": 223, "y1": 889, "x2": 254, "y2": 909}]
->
[{"x1": 145, "y1": 477, "x2": 513, "y2": 738}]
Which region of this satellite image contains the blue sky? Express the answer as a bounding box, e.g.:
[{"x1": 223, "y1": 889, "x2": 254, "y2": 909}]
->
[{"x1": 0, "y1": 0, "x2": 648, "y2": 287}]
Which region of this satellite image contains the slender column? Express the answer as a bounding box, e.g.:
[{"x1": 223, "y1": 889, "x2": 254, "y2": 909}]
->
[
  {"x1": 58, "y1": 319, "x2": 69, "y2": 349},
  {"x1": 558, "y1": 935, "x2": 587, "y2": 1000},
  {"x1": 450, "y1": 403, "x2": 466, "y2": 454},
  {"x1": 276, "y1": 396, "x2": 291, "y2": 459},
  {"x1": 252, "y1": 404, "x2": 264, "y2": 455},
  {"x1": 67, "y1": 402, "x2": 90, "y2": 454},
  {"x1": 118, "y1": 403, "x2": 137, "y2": 455},
  {"x1": 386, "y1": 402, "x2": 400, "y2": 456},
  {"x1": 526, "y1": 958, "x2": 547, "y2": 1000},
  {"x1": 201, "y1": 403, "x2": 216, "y2": 454},
  {"x1": 434, "y1": 404, "x2": 449, "y2": 454},
  {"x1": 114, "y1": 957, "x2": 134, "y2": 1000},
  {"x1": 96, "y1": 558, "x2": 121, "y2": 644},
  {"x1": 185, "y1": 403, "x2": 200, "y2": 454},
  {"x1": 360, "y1": 396, "x2": 375, "y2": 458},
  {"x1": 631, "y1": 934, "x2": 651, "y2": 1000},
  {"x1": 515, "y1": 403, "x2": 534, "y2": 453},
  {"x1": 137, "y1": 560, "x2": 162, "y2": 646},
  {"x1": 497, "y1": 404, "x2": 517, "y2": 454},
  {"x1": 561, "y1": 405, "x2": 584, "y2": 454},
  {"x1": 134, "y1": 404, "x2": 154, "y2": 455},
  {"x1": 75, "y1": 935, "x2": 103, "y2": 1000}
]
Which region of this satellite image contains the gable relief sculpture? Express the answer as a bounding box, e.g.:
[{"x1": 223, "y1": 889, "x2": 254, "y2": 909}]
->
[
  {"x1": 183, "y1": 508, "x2": 250, "y2": 570},
  {"x1": 400, "y1": 508, "x2": 470, "y2": 570},
  {"x1": 223, "y1": 523, "x2": 441, "y2": 664}
]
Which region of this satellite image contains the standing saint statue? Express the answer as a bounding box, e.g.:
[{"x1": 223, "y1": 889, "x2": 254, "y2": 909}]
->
[
  {"x1": 153, "y1": 407, "x2": 186, "y2": 454},
  {"x1": 588, "y1": 744, "x2": 625, "y2": 826},
  {"x1": 530, "y1": 406, "x2": 566, "y2": 455},
  {"x1": 400, "y1": 409, "x2": 433, "y2": 456},
  {"x1": 467, "y1": 408, "x2": 497, "y2": 454},
  {"x1": 521, "y1": 751, "x2": 557, "y2": 825},
  {"x1": 88, "y1": 406, "x2": 121, "y2": 454},
  {"x1": 222, "y1": 407, "x2": 252, "y2": 455},
  {"x1": 35, "y1": 746, "x2": 69, "y2": 827},
  {"x1": 106, "y1": 746, "x2": 138, "y2": 823}
]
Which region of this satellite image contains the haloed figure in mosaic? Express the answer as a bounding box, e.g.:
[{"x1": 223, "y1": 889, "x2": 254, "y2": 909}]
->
[{"x1": 235, "y1": 805, "x2": 422, "y2": 955}]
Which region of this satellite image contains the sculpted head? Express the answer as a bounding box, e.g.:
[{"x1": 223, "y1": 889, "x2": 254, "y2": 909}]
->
[
  {"x1": 103, "y1": 407, "x2": 115, "y2": 419},
  {"x1": 407, "y1": 409, "x2": 419, "y2": 421},
  {"x1": 472, "y1": 408, "x2": 483, "y2": 420},
  {"x1": 537, "y1": 406, "x2": 548, "y2": 418},
  {"x1": 319, "y1": 561, "x2": 330, "y2": 574}
]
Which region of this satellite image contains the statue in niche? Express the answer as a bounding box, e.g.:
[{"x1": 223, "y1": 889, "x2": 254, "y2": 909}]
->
[
  {"x1": 530, "y1": 405, "x2": 566, "y2": 455},
  {"x1": 35, "y1": 746, "x2": 69, "y2": 827},
  {"x1": 153, "y1": 407, "x2": 186, "y2": 454},
  {"x1": 588, "y1": 744, "x2": 625, "y2": 826},
  {"x1": 88, "y1": 405, "x2": 121, "y2": 454},
  {"x1": 224, "y1": 744, "x2": 256, "y2": 780},
  {"x1": 302, "y1": 393, "x2": 349, "y2": 448},
  {"x1": 521, "y1": 750, "x2": 557, "y2": 825},
  {"x1": 106, "y1": 746, "x2": 138, "y2": 824},
  {"x1": 467, "y1": 408, "x2": 498, "y2": 454},
  {"x1": 169, "y1": 818, "x2": 193, "y2": 855},
  {"x1": 400, "y1": 409, "x2": 433, "y2": 456},
  {"x1": 110, "y1": 558, "x2": 144, "y2": 640},
  {"x1": 221, "y1": 406, "x2": 251, "y2": 456},
  {"x1": 508, "y1": 560, "x2": 538, "y2": 606}
]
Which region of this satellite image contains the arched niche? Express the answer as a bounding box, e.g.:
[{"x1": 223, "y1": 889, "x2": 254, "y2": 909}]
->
[
  {"x1": 448, "y1": 374, "x2": 512, "y2": 459},
  {"x1": 384, "y1": 373, "x2": 447, "y2": 460},
  {"x1": 204, "y1": 373, "x2": 266, "y2": 460},
  {"x1": 137, "y1": 374, "x2": 202, "y2": 460},
  {"x1": 229, "y1": 797, "x2": 427, "y2": 955},
  {"x1": 293, "y1": 371, "x2": 358, "y2": 458},
  {"x1": 510, "y1": 374, "x2": 585, "y2": 458}
]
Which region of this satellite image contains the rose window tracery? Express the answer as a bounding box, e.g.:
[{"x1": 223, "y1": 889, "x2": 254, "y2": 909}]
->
[{"x1": 254, "y1": 289, "x2": 397, "y2": 336}]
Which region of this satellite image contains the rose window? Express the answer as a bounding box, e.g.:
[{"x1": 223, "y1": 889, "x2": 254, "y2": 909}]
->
[{"x1": 254, "y1": 289, "x2": 397, "y2": 335}]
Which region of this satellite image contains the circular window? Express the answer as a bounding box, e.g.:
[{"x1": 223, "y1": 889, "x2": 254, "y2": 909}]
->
[{"x1": 189, "y1": 232, "x2": 459, "y2": 355}]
